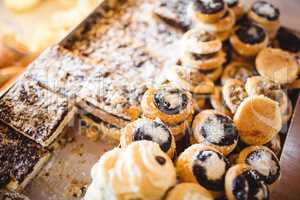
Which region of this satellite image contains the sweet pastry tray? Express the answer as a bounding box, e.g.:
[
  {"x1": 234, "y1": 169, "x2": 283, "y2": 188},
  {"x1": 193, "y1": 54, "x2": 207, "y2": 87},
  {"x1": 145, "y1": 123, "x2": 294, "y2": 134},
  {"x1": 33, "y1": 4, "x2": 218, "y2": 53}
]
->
[{"x1": 0, "y1": 0, "x2": 300, "y2": 199}]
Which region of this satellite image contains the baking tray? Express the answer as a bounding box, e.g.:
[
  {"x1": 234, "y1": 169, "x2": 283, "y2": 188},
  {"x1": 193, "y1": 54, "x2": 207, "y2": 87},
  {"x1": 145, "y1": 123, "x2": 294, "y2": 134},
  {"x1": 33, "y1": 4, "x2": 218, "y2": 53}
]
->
[{"x1": 0, "y1": 0, "x2": 299, "y2": 200}]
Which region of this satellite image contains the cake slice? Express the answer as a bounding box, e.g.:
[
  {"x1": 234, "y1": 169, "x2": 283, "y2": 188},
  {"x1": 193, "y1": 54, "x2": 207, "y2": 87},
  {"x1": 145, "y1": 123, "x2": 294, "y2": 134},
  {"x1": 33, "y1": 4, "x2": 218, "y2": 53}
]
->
[
  {"x1": 0, "y1": 78, "x2": 76, "y2": 146},
  {"x1": 0, "y1": 123, "x2": 50, "y2": 191}
]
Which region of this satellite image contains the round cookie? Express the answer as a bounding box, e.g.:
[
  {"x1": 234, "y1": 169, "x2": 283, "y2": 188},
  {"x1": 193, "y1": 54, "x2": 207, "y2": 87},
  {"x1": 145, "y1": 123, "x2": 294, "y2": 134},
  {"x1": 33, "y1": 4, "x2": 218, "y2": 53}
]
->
[
  {"x1": 141, "y1": 85, "x2": 194, "y2": 125},
  {"x1": 167, "y1": 65, "x2": 215, "y2": 95},
  {"x1": 222, "y1": 79, "x2": 248, "y2": 114},
  {"x1": 225, "y1": 0, "x2": 244, "y2": 19},
  {"x1": 210, "y1": 87, "x2": 232, "y2": 117},
  {"x1": 230, "y1": 23, "x2": 268, "y2": 58},
  {"x1": 189, "y1": 0, "x2": 228, "y2": 23},
  {"x1": 182, "y1": 29, "x2": 222, "y2": 55},
  {"x1": 248, "y1": 1, "x2": 280, "y2": 39},
  {"x1": 237, "y1": 146, "x2": 281, "y2": 185},
  {"x1": 233, "y1": 95, "x2": 282, "y2": 145},
  {"x1": 221, "y1": 61, "x2": 254, "y2": 84},
  {"x1": 120, "y1": 118, "x2": 176, "y2": 158},
  {"x1": 165, "y1": 183, "x2": 214, "y2": 200},
  {"x1": 192, "y1": 110, "x2": 239, "y2": 155},
  {"x1": 256, "y1": 48, "x2": 298, "y2": 84},
  {"x1": 225, "y1": 164, "x2": 269, "y2": 200},
  {"x1": 176, "y1": 144, "x2": 230, "y2": 195}
]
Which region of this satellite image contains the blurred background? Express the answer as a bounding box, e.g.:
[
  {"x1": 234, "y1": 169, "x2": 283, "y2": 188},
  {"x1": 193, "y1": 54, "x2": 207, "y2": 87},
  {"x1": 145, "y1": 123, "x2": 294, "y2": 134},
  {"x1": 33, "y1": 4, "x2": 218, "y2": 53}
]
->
[{"x1": 0, "y1": 0, "x2": 299, "y2": 92}]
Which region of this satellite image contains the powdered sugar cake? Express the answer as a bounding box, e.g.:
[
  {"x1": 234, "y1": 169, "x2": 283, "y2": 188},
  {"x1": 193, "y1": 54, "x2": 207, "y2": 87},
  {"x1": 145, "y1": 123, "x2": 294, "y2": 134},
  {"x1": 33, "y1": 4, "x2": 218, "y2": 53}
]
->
[
  {"x1": 0, "y1": 78, "x2": 76, "y2": 147},
  {"x1": 0, "y1": 122, "x2": 50, "y2": 191}
]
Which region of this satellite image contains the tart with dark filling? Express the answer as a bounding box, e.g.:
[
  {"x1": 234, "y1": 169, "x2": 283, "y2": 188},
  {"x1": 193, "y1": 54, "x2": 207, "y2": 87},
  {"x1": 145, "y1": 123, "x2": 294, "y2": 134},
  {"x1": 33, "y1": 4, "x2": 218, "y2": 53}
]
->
[
  {"x1": 230, "y1": 23, "x2": 268, "y2": 57},
  {"x1": 192, "y1": 110, "x2": 239, "y2": 155},
  {"x1": 237, "y1": 146, "x2": 281, "y2": 185},
  {"x1": 225, "y1": 164, "x2": 269, "y2": 200},
  {"x1": 120, "y1": 118, "x2": 176, "y2": 158}
]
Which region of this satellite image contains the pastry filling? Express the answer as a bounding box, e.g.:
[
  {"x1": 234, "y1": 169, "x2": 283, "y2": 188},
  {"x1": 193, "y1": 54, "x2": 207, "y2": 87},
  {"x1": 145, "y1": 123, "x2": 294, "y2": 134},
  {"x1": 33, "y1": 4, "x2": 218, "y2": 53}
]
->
[
  {"x1": 232, "y1": 170, "x2": 269, "y2": 200},
  {"x1": 246, "y1": 149, "x2": 280, "y2": 184},
  {"x1": 191, "y1": 52, "x2": 218, "y2": 61},
  {"x1": 227, "y1": 84, "x2": 248, "y2": 110},
  {"x1": 132, "y1": 121, "x2": 172, "y2": 153},
  {"x1": 199, "y1": 114, "x2": 238, "y2": 146},
  {"x1": 154, "y1": 88, "x2": 188, "y2": 115},
  {"x1": 193, "y1": 0, "x2": 225, "y2": 14},
  {"x1": 192, "y1": 150, "x2": 230, "y2": 190},
  {"x1": 276, "y1": 27, "x2": 300, "y2": 53},
  {"x1": 252, "y1": 1, "x2": 280, "y2": 21},
  {"x1": 225, "y1": 0, "x2": 238, "y2": 8},
  {"x1": 236, "y1": 23, "x2": 266, "y2": 45}
]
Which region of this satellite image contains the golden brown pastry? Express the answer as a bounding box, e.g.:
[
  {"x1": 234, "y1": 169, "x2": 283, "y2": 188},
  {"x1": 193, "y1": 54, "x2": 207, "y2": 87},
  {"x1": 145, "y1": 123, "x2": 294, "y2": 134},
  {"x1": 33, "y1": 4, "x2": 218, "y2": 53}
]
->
[
  {"x1": 256, "y1": 48, "x2": 298, "y2": 84},
  {"x1": 200, "y1": 65, "x2": 224, "y2": 81},
  {"x1": 120, "y1": 118, "x2": 176, "y2": 158},
  {"x1": 176, "y1": 144, "x2": 230, "y2": 196},
  {"x1": 237, "y1": 146, "x2": 281, "y2": 185},
  {"x1": 222, "y1": 79, "x2": 248, "y2": 114},
  {"x1": 165, "y1": 183, "x2": 214, "y2": 200},
  {"x1": 225, "y1": 0, "x2": 244, "y2": 19},
  {"x1": 248, "y1": 1, "x2": 280, "y2": 39},
  {"x1": 192, "y1": 110, "x2": 239, "y2": 156},
  {"x1": 225, "y1": 164, "x2": 269, "y2": 200},
  {"x1": 233, "y1": 95, "x2": 282, "y2": 145},
  {"x1": 188, "y1": 0, "x2": 228, "y2": 23},
  {"x1": 265, "y1": 134, "x2": 281, "y2": 157},
  {"x1": 230, "y1": 23, "x2": 268, "y2": 58},
  {"x1": 210, "y1": 87, "x2": 232, "y2": 117},
  {"x1": 221, "y1": 61, "x2": 254, "y2": 84}
]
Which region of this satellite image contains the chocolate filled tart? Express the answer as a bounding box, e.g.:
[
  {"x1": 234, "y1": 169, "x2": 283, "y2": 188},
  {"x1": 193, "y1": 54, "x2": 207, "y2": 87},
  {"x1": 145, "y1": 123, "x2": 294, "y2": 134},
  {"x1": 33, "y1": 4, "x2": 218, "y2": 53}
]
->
[
  {"x1": 251, "y1": 1, "x2": 280, "y2": 21},
  {"x1": 0, "y1": 78, "x2": 76, "y2": 146},
  {"x1": 193, "y1": 0, "x2": 225, "y2": 15},
  {"x1": 0, "y1": 123, "x2": 50, "y2": 191},
  {"x1": 236, "y1": 23, "x2": 266, "y2": 45}
]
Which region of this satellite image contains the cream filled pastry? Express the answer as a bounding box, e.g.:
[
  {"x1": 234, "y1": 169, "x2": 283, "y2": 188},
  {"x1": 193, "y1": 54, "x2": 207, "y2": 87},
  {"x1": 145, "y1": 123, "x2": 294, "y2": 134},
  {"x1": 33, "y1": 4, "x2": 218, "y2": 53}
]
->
[
  {"x1": 225, "y1": 164, "x2": 269, "y2": 200},
  {"x1": 120, "y1": 118, "x2": 176, "y2": 158},
  {"x1": 237, "y1": 146, "x2": 281, "y2": 185},
  {"x1": 177, "y1": 144, "x2": 230, "y2": 194},
  {"x1": 192, "y1": 110, "x2": 239, "y2": 155},
  {"x1": 85, "y1": 141, "x2": 176, "y2": 200},
  {"x1": 165, "y1": 183, "x2": 214, "y2": 200}
]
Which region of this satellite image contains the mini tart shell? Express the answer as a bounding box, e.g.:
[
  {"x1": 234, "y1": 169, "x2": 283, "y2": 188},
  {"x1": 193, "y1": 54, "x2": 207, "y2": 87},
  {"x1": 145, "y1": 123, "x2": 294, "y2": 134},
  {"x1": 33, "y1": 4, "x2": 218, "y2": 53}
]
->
[
  {"x1": 189, "y1": 2, "x2": 228, "y2": 23},
  {"x1": 195, "y1": 10, "x2": 236, "y2": 32},
  {"x1": 167, "y1": 65, "x2": 215, "y2": 95},
  {"x1": 141, "y1": 88, "x2": 194, "y2": 125},
  {"x1": 233, "y1": 95, "x2": 282, "y2": 145},
  {"x1": 165, "y1": 183, "x2": 214, "y2": 200},
  {"x1": 120, "y1": 119, "x2": 176, "y2": 158},
  {"x1": 192, "y1": 110, "x2": 238, "y2": 156},
  {"x1": 221, "y1": 61, "x2": 254, "y2": 84},
  {"x1": 236, "y1": 146, "x2": 281, "y2": 185},
  {"x1": 181, "y1": 50, "x2": 226, "y2": 70},
  {"x1": 229, "y1": 2, "x2": 244, "y2": 19},
  {"x1": 256, "y1": 48, "x2": 298, "y2": 84},
  {"x1": 230, "y1": 30, "x2": 269, "y2": 58},
  {"x1": 176, "y1": 144, "x2": 225, "y2": 197},
  {"x1": 210, "y1": 87, "x2": 233, "y2": 117},
  {"x1": 182, "y1": 29, "x2": 222, "y2": 55}
]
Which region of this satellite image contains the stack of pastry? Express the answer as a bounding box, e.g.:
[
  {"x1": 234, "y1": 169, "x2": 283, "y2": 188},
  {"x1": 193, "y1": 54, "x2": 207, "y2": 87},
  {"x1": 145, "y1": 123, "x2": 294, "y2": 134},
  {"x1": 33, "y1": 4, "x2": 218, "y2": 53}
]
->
[{"x1": 188, "y1": 0, "x2": 236, "y2": 41}]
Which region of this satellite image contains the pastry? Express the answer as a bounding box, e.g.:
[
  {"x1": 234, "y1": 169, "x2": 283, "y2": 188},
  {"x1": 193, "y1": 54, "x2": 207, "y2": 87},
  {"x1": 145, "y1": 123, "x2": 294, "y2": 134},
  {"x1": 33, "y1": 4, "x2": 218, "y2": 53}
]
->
[
  {"x1": 120, "y1": 118, "x2": 176, "y2": 158},
  {"x1": 233, "y1": 95, "x2": 282, "y2": 145},
  {"x1": 222, "y1": 79, "x2": 248, "y2": 114},
  {"x1": 0, "y1": 78, "x2": 76, "y2": 147},
  {"x1": 182, "y1": 29, "x2": 222, "y2": 55},
  {"x1": 225, "y1": 0, "x2": 244, "y2": 19},
  {"x1": 141, "y1": 85, "x2": 194, "y2": 126},
  {"x1": 193, "y1": 94, "x2": 208, "y2": 110},
  {"x1": 248, "y1": 1, "x2": 280, "y2": 39},
  {"x1": 188, "y1": 0, "x2": 228, "y2": 23},
  {"x1": 237, "y1": 146, "x2": 281, "y2": 185},
  {"x1": 230, "y1": 22, "x2": 268, "y2": 57},
  {"x1": 0, "y1": 122, "x2": 50, "y2": 191},
  {"x1": 85, "y1": 141, "x2": 176, "y2": 200},
  {"x1": 192, "y1": 110, "x2": 239, "y2": 155},
  {"x1": 221, "y1": 61, "x2": 254, "y2": 84},
  {"x1": 200, "y1": 65, "x2": 224, "y2": 81},
  {"x1": 181, "y1": 50, "x2": 226, "y2": 70},
  {"x1": 165, "y1": 183, "x2": 214, "y2": 200},
  {"x1": 1, "y1": 192, "x2": 30, "y2": 200},
  {"x1": 176, "y1": 144, "x2": 230, "y2": 195},
  {"x1": 4, "y1": 0, "x2": 41, "y2": 12},
  {"x1": 256, "y1": 48, "x2": 298, "y2": 84},
  {"x1": 265, "y1": 134, "x2": 281, "y2": 157},
  {"x1": 215, "y1": 29, "x2": 233, "y2": 41},
  {"x1": 275, "y1": 27, "x2": 300, "y2": 53},
  {"x1": 167, "y1": 65, "x2": 215, "y2": 95},
  {"x1": 210, "y1": 87, "x2": 232, "y2": 117},
  {"x1": 225, "y1": 164, "x2": 269, "y2": 200}
]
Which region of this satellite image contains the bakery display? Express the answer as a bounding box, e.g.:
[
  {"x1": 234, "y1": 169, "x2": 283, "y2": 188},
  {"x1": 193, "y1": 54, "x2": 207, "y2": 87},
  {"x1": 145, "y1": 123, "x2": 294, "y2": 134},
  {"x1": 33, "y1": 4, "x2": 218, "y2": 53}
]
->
[{"x1": 0, "y1": 0, "x2": 299, "y2": 199}]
